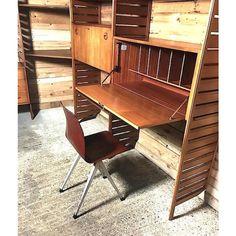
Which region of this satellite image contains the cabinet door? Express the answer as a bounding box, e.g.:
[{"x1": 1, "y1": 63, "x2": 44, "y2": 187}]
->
[
  {"x1": 18, "y1": 63, "x2": 29, "y2": 105},
  {"x1": 74, "y1": 25, "x2": 112, "y2": 72}
]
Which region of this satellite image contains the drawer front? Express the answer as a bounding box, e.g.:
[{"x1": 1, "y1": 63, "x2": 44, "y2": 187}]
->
[
  {"x1": 74, "y1": 25, "x2": 112, "y2": 73},
  {"x1": 18, "y1": 66, "x2": 29, "y2": 105}
]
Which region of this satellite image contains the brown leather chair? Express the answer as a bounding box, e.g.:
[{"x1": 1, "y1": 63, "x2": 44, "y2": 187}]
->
[{"x1": 59, "y1": 103, "x2": 128, "y2": 219}]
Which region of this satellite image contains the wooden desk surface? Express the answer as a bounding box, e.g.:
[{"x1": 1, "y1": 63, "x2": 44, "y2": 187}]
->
[{"x1": 77, "y1": 84, "x2": 185, "y2": 129}]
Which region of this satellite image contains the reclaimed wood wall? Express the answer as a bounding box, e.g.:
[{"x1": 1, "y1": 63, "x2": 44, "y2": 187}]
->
[
  {"x1": 150, "y1": 0, "x2": 211, "y2": 44},
  {"x1": 20, "y1": 0, "x2": 73, "y2": 109}
]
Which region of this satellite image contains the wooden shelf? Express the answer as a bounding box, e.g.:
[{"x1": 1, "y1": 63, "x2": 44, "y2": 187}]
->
[
  {"x1": 26, "y1": 50, "x2": 72, "y2": 60},
  {"x1": 18, "y1": 4, "x2": 69, "y2": 11},
  {"x1": 114, "y1": 36, "x2": 201, "y2": 53},
  {"x1": 74, "y1": 23, "x2": 111, "y2": 28}
]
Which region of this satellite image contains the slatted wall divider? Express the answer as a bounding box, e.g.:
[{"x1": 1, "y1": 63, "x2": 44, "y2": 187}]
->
[
  {"x1": 18, "y1": 7, "x2": 36, "y2": 118},
  {"x1": 109, "y1": 114, "x2": 139, "y2": 149},
  {"x1": 114, "y1": 0, "x2": 152, "y2": 39},
  {"x1": 74, "y1": 61, "x2": 101, "y2": 120},
  {"x1": 169, "y1": 0, "x2": 218, "y2": 220},
  {"x1": 72, "y1": 0, "x2": 100, "y2": 24}
]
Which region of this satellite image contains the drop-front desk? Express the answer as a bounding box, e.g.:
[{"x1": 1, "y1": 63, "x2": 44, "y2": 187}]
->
[{"x1": 76, "y1": 80, "x2": 189, "y2": 130}]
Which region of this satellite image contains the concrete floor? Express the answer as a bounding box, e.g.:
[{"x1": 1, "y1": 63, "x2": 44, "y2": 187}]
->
[{"x1": 18, "y1": 107, "x2": 218, "y2": 236}]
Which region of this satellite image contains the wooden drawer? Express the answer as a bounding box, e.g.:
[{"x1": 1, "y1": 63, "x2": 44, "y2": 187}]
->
[
  {"x1": 18, "y1": 64, "x2": 29, "y2": 105},
  {"x1": 74, "y1": 25, "x2": 112, "y2": 73}
]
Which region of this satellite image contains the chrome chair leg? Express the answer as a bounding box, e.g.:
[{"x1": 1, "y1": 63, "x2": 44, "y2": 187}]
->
[
  {"x1": 97, "y1": 163, "x2": 107, "y2": 179},
  {"x1": 99, "y1": 161, "x2": 125, "y2": 201},
  {"x1": 73, "y1": 164, "x2": 97, "y2": 219},
  {"x1": 60, "y1": 154, "x2": 80, "y2": 192}
]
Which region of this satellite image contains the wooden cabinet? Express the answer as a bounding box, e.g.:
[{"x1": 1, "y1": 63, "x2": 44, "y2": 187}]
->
[
  {"x1": 18, "y1": 62, "x2": 30, "y2": 105},
  {"x1": 74, "y1": 25, "x2": 112, "y2": 72}
]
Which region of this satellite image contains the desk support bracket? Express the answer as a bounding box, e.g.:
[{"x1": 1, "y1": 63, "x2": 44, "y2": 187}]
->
[{"x1": 169, "y1": 97, "x2": 188, "y2": 120}]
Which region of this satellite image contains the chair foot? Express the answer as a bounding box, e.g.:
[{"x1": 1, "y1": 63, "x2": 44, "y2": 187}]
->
[
  {"x1": 59, "y1": 188, "x2": 65, "y2": 193},
  {"x1": 120, "y1": 197, "x2": 125, "y2": 201},
  {"x1": 73, "y1": 214, "x2": 79, "y2": 219},
  {"x1": 103, "y1": 176, "x2": 107, "y2": 179}
]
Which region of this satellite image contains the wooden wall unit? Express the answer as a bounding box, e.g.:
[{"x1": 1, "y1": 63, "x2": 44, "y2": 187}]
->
[
  {"x1": 18, "y1": 0, "x2": 73, "y2": 115},
  {"x1": 71, "y1": 0, "x2": 218, "y2": 219},
  {"x1": 71, "y1": 0, "x2": 114, "y2": 121}
]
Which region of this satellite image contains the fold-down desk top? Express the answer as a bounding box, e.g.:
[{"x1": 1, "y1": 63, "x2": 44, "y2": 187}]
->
[{"x1": 77, "y1": 83, "x2": 187, "y2": 129}]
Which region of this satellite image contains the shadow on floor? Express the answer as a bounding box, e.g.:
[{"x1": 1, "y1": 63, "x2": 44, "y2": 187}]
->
[{"x1": 107, "y1": 151, "x2": 168, "y2": 198}]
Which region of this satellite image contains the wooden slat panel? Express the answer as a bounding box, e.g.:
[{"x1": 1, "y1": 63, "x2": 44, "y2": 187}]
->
[
  {"x1": 116, "y1": 5, "x2": 148, "y2": 16},
  {"x1": 117, "y1": 0, "x2": 149, "y2": 5},
  {"x1": 191, "y1": 113, "x2": 218, "y2": 129},
  {"x1": 180, "y1": 162, "x2": 212, "y2": 180},
  {"x1": 73, "y1": 14, "x2": 99, "y2": 23},
  {"x1": 198, "y1": 78, "x2": 218, "y2": 92},
  {"x1": 177, "y1": 179, "x2": 206, "y2": 198},
  {"x1": 188, "y1": 123, "x2": 218, "y2": 140},
  {"x1": 183, "y1": 153, "x2": 214, "y2": 170},
  {"x1": 193, "y1": 102, "x2": 218, "y2": 117},
  {"x1": 110, "y1": 114, "x2": 139, "y2": 149},
  {"x1": 169, "y1": 0, "x2": 219, "y2": 219},
  {"x1": 195, "y1": 91, "x2": 218, "y2": 104},
  {"x1": 185, "y1": 143, "x2": 217, "y2": 161},
  {"x1": 201, "y1": 65, "x2": 218, "y2": 78},
  {"x1": 179, "y1": 171, "x2": 209, "y2": 188},
  {"x1": 187, "y1": 134, "x2": 217, "y2": 151},
  {"x1": 116, "y1": 15, "x2": 147, "y2": 26},
  {"x1": 116, "y1": 26, "x2": 146, "y2": 36},
  {"x1": 207, "y1": 35, "x2": 218, "y2": 48},
  {"x1": 176, "y1": 188, "x2": 205, "y2": 206},
  {"x1": 204, "y1": 50, "x2": 218, "y2": 64}
]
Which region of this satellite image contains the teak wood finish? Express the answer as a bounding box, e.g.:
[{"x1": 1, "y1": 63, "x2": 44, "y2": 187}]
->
[
  {"x1": 70, "y1": 0, "x2": 218, "y2": 219},
  {"x1": 169, "y1": 0, "x2": 218, "y2": 220}
]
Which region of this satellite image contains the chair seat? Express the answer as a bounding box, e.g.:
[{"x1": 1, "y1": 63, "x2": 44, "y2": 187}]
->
[{"x1": 84, "y1": 131, "x2": 128, "y2": 163}]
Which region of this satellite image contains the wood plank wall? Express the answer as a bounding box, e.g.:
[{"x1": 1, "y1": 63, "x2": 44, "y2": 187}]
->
[
  {"x1": 150, "y1": 0, "x2": 211, "y2": 44},
  {"x1": 21, "y1": 0, "x2": 73, "y2": 109}
]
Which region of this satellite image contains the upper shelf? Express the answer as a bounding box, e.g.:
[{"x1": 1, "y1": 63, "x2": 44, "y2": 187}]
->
[
  {"x1": 18, "y1": 4, "x2": 69, "y2": 11},
  {"x1": 114, "y1": 36, "x2": 201, "y2": 53},
  {"x1": 26, "y1": 50, "x2": 72, "y2": 60}
]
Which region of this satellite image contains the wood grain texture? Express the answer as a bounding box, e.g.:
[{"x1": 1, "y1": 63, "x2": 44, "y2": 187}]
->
[
  {"x1": 150, "y1": 0, "x2": 211, "y2": 44},
  {"x1": 169, "y1": 0, "x2": 218, "y2": 220},
  {"x1": 18, "y1": 63, "x2": 30, "y2": 105},
  {"x1": 18, "y1": 0, "x2": 72, "y2": 111},
  {"x1": 74, "y1": 24, "x2": 112, "y2": 72},
  {"x1": 77, "y1": 83, "x2": 186, "y2": 129}
]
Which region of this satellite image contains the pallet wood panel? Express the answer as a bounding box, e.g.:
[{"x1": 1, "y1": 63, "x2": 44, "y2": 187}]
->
[
  {"x1": 150, "y1": 0, "x2": 211, "y2": 44},
  {"x1": 18, "y1": 0, "x2": 72, "y2": 112},
  {"x1": 169, "y1": 0, "x2": 218, "y2": 220}
]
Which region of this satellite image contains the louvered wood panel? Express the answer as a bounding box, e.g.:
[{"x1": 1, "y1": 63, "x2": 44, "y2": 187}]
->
[
  {"x1": 114, "y1": 0, "x2": 152, "y2": 39},
  {"x1": 169, "y1": 0, "x2": 218, "y2": 220},
  {"x1": 72, "y1": 0, "x2": 100, "y2": 24},
  {"x1": 74, "y1": 61, "x2": 100, "y2": 120},
  {"x1": 109, "y1": 114, "x2": 139, "y2": 149}
]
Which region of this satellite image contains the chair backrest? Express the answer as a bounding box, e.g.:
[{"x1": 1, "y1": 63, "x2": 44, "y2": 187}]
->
[{"x1": 61, "y1": 103, "x2": 85, "y2": 158}]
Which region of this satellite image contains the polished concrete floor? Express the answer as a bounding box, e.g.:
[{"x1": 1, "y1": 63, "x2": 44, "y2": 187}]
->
[{"x1": 18, "y1": 107, "x2": 218, "y2": 236}]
